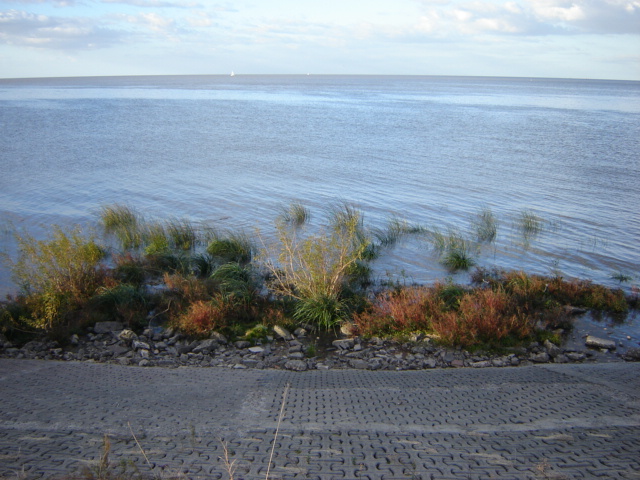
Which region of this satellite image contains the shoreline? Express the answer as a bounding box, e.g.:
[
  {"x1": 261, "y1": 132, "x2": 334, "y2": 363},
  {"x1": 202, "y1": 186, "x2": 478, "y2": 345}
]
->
[{"x1": 2, "y1": 320, "x2": 638, "y2": 372}]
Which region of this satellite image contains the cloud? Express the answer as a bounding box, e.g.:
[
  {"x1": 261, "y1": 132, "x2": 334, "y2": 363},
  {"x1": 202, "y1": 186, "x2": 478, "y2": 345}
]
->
[
  {"x1": 412, "y1": 0, "x2": 640, "y2": 36},
  {"x1": 0, "y1": 0, "x2": 78, "y2": 5},
  {"x1": 100, "y1": 0, "x2": 201, "y2": 7},
  {"x1": 0, "y1": 9, "x2": 124, "y2": 48}
]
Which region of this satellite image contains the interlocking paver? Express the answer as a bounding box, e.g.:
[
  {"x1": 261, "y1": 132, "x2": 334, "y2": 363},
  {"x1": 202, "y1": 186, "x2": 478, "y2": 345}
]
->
[{"x1": 0, "y1": 360, "x2": 639, "y2": 479}]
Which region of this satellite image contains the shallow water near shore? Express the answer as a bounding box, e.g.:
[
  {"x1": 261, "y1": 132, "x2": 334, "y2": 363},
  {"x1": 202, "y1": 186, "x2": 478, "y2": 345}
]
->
[{"x1": 0, "y1": 75, "x2": 638, "y2": 302}]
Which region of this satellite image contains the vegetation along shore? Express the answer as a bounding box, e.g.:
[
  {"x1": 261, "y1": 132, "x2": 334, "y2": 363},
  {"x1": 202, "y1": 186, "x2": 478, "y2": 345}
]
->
[{"x1": 1, "y1": 202, "x2": 638, "y2": 369}]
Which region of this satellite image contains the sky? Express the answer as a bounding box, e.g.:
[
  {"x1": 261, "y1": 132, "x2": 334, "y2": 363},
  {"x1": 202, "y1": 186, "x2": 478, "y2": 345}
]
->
[{"x1": 0, "y1": 0, "x2": 638, "y2": 80}]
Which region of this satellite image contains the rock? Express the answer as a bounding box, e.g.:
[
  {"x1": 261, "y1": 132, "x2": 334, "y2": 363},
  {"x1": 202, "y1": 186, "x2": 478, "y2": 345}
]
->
[
  {"x1": 349, "y1": 359, "x2": 369, "y2": 370},
  {"x1": 332, "y1": 339, "x2": 355, "y2": 350},
  {"x1": 284, "y1": 359, "x2": 307, "y2": 371},
  {"x1": 288, "y1": 344, "x2": 303, "y2": 353},
  {"x1": 566, "y1": 352, "x2": 586, "y2": 362},
  {"x1": 248, "y1": 346, "x2": 264, "y2": 354},
  {"x1": 132, "y1": 340, "x2": 150, "y2": 351},
  {"x1": 273, "y1": 325, "x2": 293, "y2": 341},
  {"x1": 138, "y1": 359, "x2": 150, "y2": 367},
  {"x1": 423, "y1": 358, "x2": 437, "y2": 368},
  {"x1": 192, "y1": 339, "x2": 218, "y2": 354},
  {"x1": 530, "y1": 352, "x2": 550, "y2": 363},
  {"x1": 471, "y1": 361, "x2": 491, "y2": 368},
  {"x1": 210, "y1": 332, "x2": 227, "y2": 344},
  {"x1": 93, "y1": 322, "x2": 124, "y2": 334},
  {"x1": 585, "y1": 336, "x2": 616, "y2": 350},
  {"x1": 451, "y1": 359, "x2": 464, "y2": 368},
  {"x1": 293, "y1": 328, "x2": 307, "y2": 338},
  {"x1": 234, "y1": 341, "x2": 251, "y2": 349},
  {"x1": 553, "y1": 354, "x2": 569, "y2": 363},
  {"x1": 108, "y1": 345, "x2": 130, "y2": 357},
  {"x1": 544, "y1": 339, "x2": 562, "y2": 358},
  {"x1": 340, "y1": 322, "x2": 357, "y2": 337},
  {"x1": 70, "y1": 334, "x2": 80, "y2": 346},
  {"x1": 623, "y1": 348, "x2": 640, "y2": 361},
  {"x1": 233, "y1": 364, "x2": 247, "y2": 369},
  {"x1": 118, "y1": 329, "x2": 138, "y2": 345},
  {"x1": 288, "y1": 352, "x2": 305, "y2": 360}
]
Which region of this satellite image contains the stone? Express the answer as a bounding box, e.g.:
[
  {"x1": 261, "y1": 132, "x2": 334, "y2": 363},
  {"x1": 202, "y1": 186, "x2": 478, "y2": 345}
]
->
[
  {"x1": 544, "y1": 339, "x2": 562, "y2": 358},
  {"x1": 138, "y1": 359, "x2": 150, "y2": 367},
  {"x1": 70, "y1": 334, "x2": 80, "y2": 346},
  {"x1": 554, "y1": 354, "x2": 569, "y2": 363},
  {"x1": 566, "y1": 352, "x2": 586, "y2": 362},
  {"x1": 340, "y1": 322, "x2": 357, "y2": 337},
  {"x1": 234, "y1": 341, "x2": 251, "y2": 349},
  {"x1": 332, "y1": 339, "x2": 355, "y2": 350},
  {"x1": 423, "y1": 358, "x2": 437, "y2": 368},
  {"x1": 284, "y1": 359, "x2": 307, "y2": 371},
  {"x1": 210, "y1": 332, "x2": 228, "y2": 344},
  {"x1": 132, "y1": 340, "x2": 150, "y2": 351},
  {"x1": 451, "y1": 359, "x2": 464, "y2": 368},
  {"x1": 273, "y1": 325, "x2": 293, "y2": 340},
  {"x1": 192, "y1": 339, "x2": 218, "y2": 354},
  {"x1": 248, "y1": 346, "x2": 264, "y2": 354},
  {"x1": 564, "y1": 306, "x2": 588, "y2": 316},
  {"x1": 471, "y1": 361, "x2": 491, "y2": 368},
  {"x1": 288, "y1": 352, "x2": 305, "y2": 360},
  {"x1": 530, "y1": 352, "x2": 550, "y2": 363},
  {"x1": 288, "y1": 344, "x2": 303, "y2": 353},
  {"x1": 349, "y1": 359, "x2": 369, "y2": 370},
  {"x1": 118, "y1": 329, "x2": 138, "y2": 345},
  {"x1": 293, "y1": 328, "x2": 307, "y2": 337},
  {"x1": 93, "y1": 322, "x2": 124, "y2": 334},
  {"x1": 585, "y1": 336, "x2": 616, "y2": 350},
  {"x1": 623, "y1": 348, "x2": 640, "y2": 361}
]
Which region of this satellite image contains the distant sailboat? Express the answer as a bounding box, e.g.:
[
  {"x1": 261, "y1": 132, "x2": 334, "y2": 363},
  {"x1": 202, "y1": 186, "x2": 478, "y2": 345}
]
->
[{"x1": 230, "y1": 71, "x2": 235, "y2": 77}]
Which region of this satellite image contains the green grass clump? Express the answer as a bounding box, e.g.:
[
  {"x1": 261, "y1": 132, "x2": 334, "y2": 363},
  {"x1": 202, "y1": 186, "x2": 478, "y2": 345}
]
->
[
  {"x1": 430, "y1": 229, "x2": 477, "y2": 272},
  {"x1": 100, "y1": 204, "x2": 144, "y2": 250},
  {"x1": 206, "y1": 233, "x2": 253, "y2": 265},
  {"x1": 165, "y1": 218, "x2": 198, "y2": 251},
  {"x1": 373, "y1": 216, "x2": 427, "y2": 248},
  {"x1": 473, "y1": 207, "x2": 498, "y2": 243},
  {"x1": 278, "y1": 201, "x2": 310, "y2": 227},
  {"x1": 517, "y1": 209, "x2": 544, "y2": 240},
  {"x1": 293, "y1": 294, "x2": 348, "y2": 330}
]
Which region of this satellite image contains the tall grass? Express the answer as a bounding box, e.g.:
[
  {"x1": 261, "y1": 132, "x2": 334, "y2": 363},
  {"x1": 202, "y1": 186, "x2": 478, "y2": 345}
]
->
[
  {"x1": 373, "y1": 216, "x2": 427, "y2": 248},
  {"x1": 517, "y1": 209, "x2": 544, "y2": 240},
  {"x1": 473, "y1": 207, "x2": 498, "y2": 243},
  {"x1": 429, "y1": 229, "x2": 477, "y2": 272},
  {"x1": 100, "y1": 204, "x2": 144, "y2": 250},
  {"x1": 206, "y1": 232, "x2": 253, "y2": 265},
  {"x1": 278, "y1": 201, "x2": 310, "y2": 227}
]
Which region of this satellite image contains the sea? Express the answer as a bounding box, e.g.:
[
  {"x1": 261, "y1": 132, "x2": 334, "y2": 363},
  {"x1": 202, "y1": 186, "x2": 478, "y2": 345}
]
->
[{"x1": 1, "y1": 75, "x2": 639, "y2": 299}]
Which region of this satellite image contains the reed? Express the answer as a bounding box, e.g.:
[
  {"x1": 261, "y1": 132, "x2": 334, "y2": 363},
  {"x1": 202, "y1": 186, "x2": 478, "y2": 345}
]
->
[
  {"x1": 429, "y1": 229, "x2": 477, "y2": 272},
  {"x1": 473, "y1": 207, "x2": 498, "y2": 243},
  {"x1": 278, "y1": 201, "x2": 310, "y2": 227},
  {"x1": 373, "y1": 216, "x2": 427, "y2": 248},
  {"x1": 517, "y1": 209, "x2": 544, "y2": 239},
  {"x1": 99, "y1": 204, "x2": 144, "y2": 250},
  {"x1": 165, "y1": 218, "x2": 198, "y2": 251},
  {"x1": 206, "y1": 232, "x2": 253, "y2": 265}
]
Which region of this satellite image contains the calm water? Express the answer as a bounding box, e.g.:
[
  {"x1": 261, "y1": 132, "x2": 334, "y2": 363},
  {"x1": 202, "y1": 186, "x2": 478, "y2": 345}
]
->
[{"x1": 1, "y1": 75, "x2": 639, "y2": 296}]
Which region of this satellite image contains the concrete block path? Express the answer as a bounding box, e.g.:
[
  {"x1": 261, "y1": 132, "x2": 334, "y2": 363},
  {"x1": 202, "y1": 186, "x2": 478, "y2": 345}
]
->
[{"x1": 0, "y1": 359, "x2": 639, "y2": 479}]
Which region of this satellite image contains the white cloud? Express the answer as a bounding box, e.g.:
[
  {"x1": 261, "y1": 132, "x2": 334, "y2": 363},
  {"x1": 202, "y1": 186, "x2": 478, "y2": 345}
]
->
[
  {"x1": 100, "y1": 0, "x2": 201, "y2": 7},
  {"x1": 0, "y1": 9, "x2": 123, "y2": 48}
]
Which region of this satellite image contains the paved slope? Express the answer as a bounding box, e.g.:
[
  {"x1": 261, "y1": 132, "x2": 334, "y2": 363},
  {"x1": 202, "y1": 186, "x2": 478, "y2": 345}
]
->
[{"x1": 0, "y1": 360, "x2": 639, "y2": 479}]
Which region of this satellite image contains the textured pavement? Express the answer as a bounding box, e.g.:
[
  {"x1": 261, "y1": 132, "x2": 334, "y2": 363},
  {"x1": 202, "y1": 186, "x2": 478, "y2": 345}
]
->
[{"x1": 0, "y1": 360, "x2": 639, "y2": 479}]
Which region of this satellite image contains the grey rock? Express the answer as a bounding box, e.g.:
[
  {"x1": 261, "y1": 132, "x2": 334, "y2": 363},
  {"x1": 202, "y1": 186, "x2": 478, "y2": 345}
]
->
[
  {"x1": 544, "y1": 339, "x2": 562, "y2": 358},
  {"x1": 349, "y1": 359, "x2": 369, "y2": 370},
  {"x1": 423, "y1": 358, "x2": 437, "y2": 368},
  {"x1": 234, "y1": 341, "x2": 251, "y2": 349},
  {"x1": 332, "y1": 339, "x2": 355, "y2": 350},
  {"x1": 288, "y1": 352, "x2": 305, "y2": 360},
  {"x1": 132, "y1": 340, "x2": 150, "y2": 351},
  {"x1": 192, "y1": 339, "x2": 218, "y2": 354},
  {"x1": 93, "y1": 322, "x2": 124, "y2": 334},
  {"x1": 284, "y1": 359, "x2": 307, "y2": 371},
  {"x1": 138, "y1": 359, "x2": 150, "y2": 367},
  {"x1": 623, "y1": 347, "x2": 640, "y2": 361},
  {"x1": 293, "y1": 328, "x2": 307, "y2": 337},
  {"x1": 566, "y1": 352, "x2": 586, "y2": 362},
  {"x1": 248, "y1": 346, "x2": 264, "y2": 354},
  {"x1": 70, "y1": 334, "x2": 80, "y2": 346},
  {"x1": 288, "y1": 344, "x2": 303, "y2": 353},
  {"x1": 118, "y1": 329, "x2": 138, "y2": 345},
  {"x1": 451, "y1": 359, "x2": 464, "y2": 368},
  {"x1": 585, "y1": 336, "x2": 616, "y2": 350},
  {"x1": 471, "y1": 361, "x2": 491, "y2": 368},
  {"x1": 210, "y1": 332, "x2": 228, "y2": 344},
  {"x1": 554, "y1": 354, "x2": 569, "y2": 363},
  {"x1": 273, "y1": 325, "x2": 293, "y2": 340},
  {"x1": 530, "y1": 352, "x2": 550, "y2": 363}
]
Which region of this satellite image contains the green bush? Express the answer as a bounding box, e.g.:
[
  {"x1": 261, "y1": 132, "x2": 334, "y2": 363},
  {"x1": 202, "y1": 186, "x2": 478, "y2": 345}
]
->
[{"x1": 8, "y1": 226, "x2": 107, "y2": 331}]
